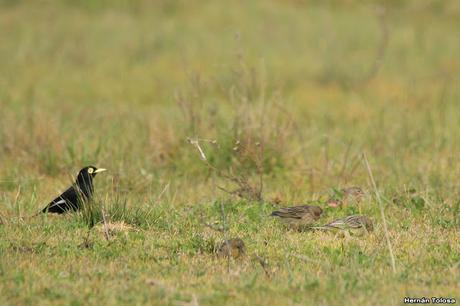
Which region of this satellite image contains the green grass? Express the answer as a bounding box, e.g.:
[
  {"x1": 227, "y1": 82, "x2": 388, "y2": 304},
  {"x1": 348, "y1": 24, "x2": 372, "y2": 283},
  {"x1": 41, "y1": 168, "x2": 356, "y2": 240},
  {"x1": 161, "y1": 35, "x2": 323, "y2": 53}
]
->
[{"x1": 1, "y1": 0, "x2": 460, "y2": 305}]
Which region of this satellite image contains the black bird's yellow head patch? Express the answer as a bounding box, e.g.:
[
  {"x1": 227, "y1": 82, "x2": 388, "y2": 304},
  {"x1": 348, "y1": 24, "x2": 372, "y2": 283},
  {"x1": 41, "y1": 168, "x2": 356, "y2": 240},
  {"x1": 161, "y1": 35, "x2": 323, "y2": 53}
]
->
[
  {"x1": 76, "y1": 166, "x2": 107, "y2": 191},
  {"x1": 81, "y1": 166, "x2": 107, "y2": 177}
]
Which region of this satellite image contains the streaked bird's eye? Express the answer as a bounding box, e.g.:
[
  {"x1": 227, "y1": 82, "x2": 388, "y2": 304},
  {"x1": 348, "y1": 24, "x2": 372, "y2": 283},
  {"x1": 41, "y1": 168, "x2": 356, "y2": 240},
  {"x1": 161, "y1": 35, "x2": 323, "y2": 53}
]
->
[{"x1": 88, "y1": 168, "x2": 94, "y2": 174}]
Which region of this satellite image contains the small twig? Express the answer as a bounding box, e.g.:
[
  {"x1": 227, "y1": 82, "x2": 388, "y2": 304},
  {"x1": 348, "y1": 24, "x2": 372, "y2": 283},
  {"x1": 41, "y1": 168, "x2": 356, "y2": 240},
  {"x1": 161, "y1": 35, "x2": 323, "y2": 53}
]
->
[
  {"x1": 199, "y1": 213, "x2": 226, "y2": 233},
  {"x1": 203, "y1": 222, "x2": 226, "y2": 233},
  {"x1": 187, "y1": 137, "x2": 263, "y2": 202},
  {"x1": 14, "y1": 185, "x2": 21, "y2": 218},
  {"x1": 308, "y1": 167, "x2": 316, "y2": 194},
  {"x1": 284, "y1": 254, "x2": 294, "y2": 284},
  {"x1": 14, "y1": 185, "x2": 21, "y2": 206},
  {"x1": 363, "y1": 152, "x2": 396, "y2": 274},
  {"x1": 155, "y1": 182, "x2": 170, "y2": 204},
  {"x1": 101, "y1": 207, "x2": 111, "y2": 241},
  {"x1": 191, "y1": 294, "x2": 199, "y2": 306},
  {"x1": 187, "y1": 138, "x2": 207, "y2": 161},
  {"x1": 216, "y1": 185, "x2": 234, "y2": 195},
  {"x1": 217, "y1": 184, "x2": 259, "y2": 201},
  {"x1": 0, "y1": 212, "x2": 6, "y2": 226},
  {"x1": 219, "y1": 199, "x2": 230, "y2": 272},
  {"x1": 85, "y1": 228, "x2": 91, "y2": 242},
  {"x1": 289, "y1": 253, "x2": 329, "y2": 269},
  {"x1": 253, "y1": 255, "x2": 271, "y2": 279},
  {"x1": 289, "y1": 253, "x2": 321, "y2": 264},
  {"x1": 338, "y1": 141, "x2": 353, "y2": 183},
  {"x1": 143, "y1": 181, "x2": 171, "y2": 226},
  {"x1": 256, "y1": 141, "x2": 264, "y2": 200},
  {"x1": 323, "y1": 137, "x2": 330, "y2": 179},
  {"x1": 345, "y1": 153, "x2": 363, "y2": 184}
]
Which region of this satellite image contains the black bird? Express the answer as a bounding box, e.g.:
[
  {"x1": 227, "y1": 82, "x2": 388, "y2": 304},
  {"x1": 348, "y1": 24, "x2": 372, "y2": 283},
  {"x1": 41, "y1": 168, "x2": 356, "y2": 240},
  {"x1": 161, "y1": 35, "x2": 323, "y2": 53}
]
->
[{"x1": 41, "y1": 166, "x2": 106, "y2": 214}]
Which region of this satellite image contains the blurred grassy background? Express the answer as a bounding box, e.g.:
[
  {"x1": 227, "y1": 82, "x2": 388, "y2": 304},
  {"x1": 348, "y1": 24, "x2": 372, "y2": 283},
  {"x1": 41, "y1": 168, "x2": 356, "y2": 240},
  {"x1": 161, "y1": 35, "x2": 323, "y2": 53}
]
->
[{"x1": 1, "y1": 0, "x2": 459, "y2": 305}]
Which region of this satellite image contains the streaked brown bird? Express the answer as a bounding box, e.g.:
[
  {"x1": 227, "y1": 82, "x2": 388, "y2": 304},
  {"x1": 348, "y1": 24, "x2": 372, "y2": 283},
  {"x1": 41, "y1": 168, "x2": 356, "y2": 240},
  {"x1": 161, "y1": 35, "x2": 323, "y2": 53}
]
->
[
  {"x1": 270, "y1": 205, "x2": 323, "y2": 228},
  {"x1": 323, "y1": 215, "x2": 373, "y2": 232},
  {"x1": 327, "y1": 186, "x2": 365, "y2": 208},
  {"x1": 342, "y1": 187, "x2": 365, "y2": 199},
  {"x1": 217, "y1": 238, "x2": 246, "y2": 259}
]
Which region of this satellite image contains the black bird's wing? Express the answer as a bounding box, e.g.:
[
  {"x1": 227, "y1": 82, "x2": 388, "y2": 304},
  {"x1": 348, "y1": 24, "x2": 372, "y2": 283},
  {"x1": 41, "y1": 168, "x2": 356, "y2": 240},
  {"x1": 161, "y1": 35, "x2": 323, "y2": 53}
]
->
[{"x1": 42, "y1": 185, "x2": 81, "y2": 214}]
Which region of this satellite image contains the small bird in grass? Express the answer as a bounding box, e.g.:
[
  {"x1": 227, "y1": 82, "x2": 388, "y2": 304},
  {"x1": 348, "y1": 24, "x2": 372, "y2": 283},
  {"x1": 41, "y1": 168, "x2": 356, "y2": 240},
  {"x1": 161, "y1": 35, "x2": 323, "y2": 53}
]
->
[
  {"x1": 270, "y1": 205, "x2": 323, "y2": 228},
  {"x1": 316, "y1": 215, "x2": 374, "y2": 233},
  {"x1": 342, "y1": 187, "x2": 365, "y2": 199},
  {"x1": 40, "y1": 166, "x2": 106, "y2": 214},
  {"x1": 217, "y1": 238, "x2": 246, "y2": 259},
  {"x1": 327, "y1": 187, "x2": 365, "y2": 208}
]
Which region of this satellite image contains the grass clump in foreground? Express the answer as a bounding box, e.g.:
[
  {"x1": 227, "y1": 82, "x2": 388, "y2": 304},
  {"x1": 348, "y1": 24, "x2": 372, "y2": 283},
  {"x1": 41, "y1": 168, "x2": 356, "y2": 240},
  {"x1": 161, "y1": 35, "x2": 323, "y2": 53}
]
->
[{"x1": 1, "y1": 0, "x2": 460, "y2": 305}]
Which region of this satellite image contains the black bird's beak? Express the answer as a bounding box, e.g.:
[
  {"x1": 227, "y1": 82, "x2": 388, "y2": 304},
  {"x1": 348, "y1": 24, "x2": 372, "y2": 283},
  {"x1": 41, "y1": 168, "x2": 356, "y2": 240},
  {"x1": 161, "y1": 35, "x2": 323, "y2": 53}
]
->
[{"x1": 94, "y1": 168, "x2": 107, "y2": 173}]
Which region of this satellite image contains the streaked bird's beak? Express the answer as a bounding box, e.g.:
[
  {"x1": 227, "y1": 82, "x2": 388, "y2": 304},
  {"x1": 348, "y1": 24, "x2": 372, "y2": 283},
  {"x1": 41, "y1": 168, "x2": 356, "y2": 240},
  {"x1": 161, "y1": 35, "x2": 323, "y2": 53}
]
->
[{"x1": 94, "y1": 168, "x2": 107, "y2": 173}]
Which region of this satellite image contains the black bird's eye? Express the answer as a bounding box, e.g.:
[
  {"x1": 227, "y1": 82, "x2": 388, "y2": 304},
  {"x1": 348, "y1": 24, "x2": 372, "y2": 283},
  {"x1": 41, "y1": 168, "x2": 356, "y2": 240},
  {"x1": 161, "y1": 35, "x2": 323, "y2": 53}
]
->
[{"x1": 87, "y1": 168, "x2": 94, "y2": 174}]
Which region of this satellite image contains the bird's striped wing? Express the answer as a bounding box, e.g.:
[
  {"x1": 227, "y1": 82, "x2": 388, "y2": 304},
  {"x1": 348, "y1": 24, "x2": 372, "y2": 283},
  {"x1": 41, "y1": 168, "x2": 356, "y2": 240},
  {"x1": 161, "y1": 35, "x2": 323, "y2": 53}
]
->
[
  {"x1": 271, "y1": 206, "x2": 311, "y2": 219},
  {"x1": 325, "y1": 215, "x2": 366, "y2": 229}
]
